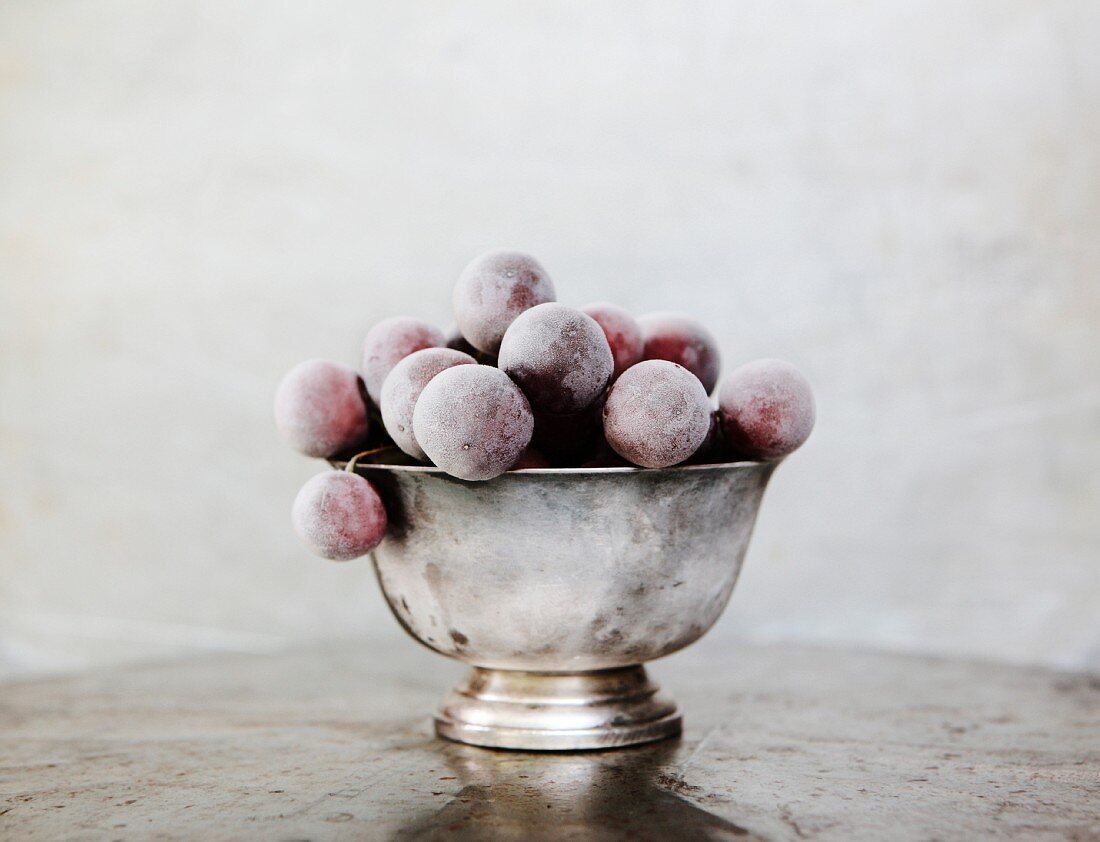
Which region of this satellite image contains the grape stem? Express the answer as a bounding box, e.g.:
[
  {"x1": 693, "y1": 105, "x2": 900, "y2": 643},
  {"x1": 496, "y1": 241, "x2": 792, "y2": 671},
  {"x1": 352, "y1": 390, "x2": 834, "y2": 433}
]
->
[{"x1": 344, "y1": 445, "x2": 401, "y2": 473}]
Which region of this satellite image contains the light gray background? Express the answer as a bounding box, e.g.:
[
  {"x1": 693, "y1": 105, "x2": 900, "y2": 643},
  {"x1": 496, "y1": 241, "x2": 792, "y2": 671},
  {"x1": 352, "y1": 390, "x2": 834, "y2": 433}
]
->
[{"x1": 2, "y1": 1, "x2": 1097, "y2": 678}]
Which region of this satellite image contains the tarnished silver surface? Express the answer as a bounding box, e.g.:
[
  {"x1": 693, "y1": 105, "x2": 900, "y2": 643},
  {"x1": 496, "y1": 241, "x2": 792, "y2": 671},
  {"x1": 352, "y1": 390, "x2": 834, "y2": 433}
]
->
[
  {"x1": 5, "y1": 642, "x2": 1099, "y2": 840},
  {"x1": 349, "y1": 460, "x2": 777, "y2": 750},
  {"x1": 435, "y1": 666, "x2": 682, "y2": 750}
]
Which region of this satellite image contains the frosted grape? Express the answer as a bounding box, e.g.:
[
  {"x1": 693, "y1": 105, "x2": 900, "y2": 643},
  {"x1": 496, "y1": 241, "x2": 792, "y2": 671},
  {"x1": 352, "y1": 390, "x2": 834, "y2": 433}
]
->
[
  {"x1": 602, "y1": 360, "x2": 711, "y2": 469},
  {"x1": 717, "y1": 359, "x2": 815, "y2": 460},
  {"x1": 274, "y1": 359, "x2": 370, "y2": 458},
  {"x1": 380, "y1": 347, "x2": 477, "y2": 460},
  {"x1": 360, "y1": 317, "x2": 444, "y2": 405},
  {"x1": 498, "y1": 303, "x2": 613, "y2": 415},
  {"x1": 452, "y1": 250, "x2": 555, "y2": 354},
  {"x1": 292, "y1": 471, "x2": 387, "y2": 560},
  {"x1": 412, "y1": 365, "x2": 534, "y2": 481},
  {"x1": 581, "y1": 302, "x2": 644, "y2": 382}
]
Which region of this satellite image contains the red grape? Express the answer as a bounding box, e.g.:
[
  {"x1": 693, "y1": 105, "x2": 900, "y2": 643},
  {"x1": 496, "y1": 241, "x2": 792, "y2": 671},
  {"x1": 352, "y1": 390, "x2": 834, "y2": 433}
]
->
[
  {"x1": 292, "y1": 471, "x2": 387, "y2": 560},
  {"x1": 360, "y1": 317, "x2": 444, "y2": 405},
  {"x1": 498, "y1": 303, "x2": 613, "y2": 414},
  {"x1": 452, "y1": 250, "x2": 555, "y2": 354},
  {"x1": 581, "y1": 302, "x2": 644, "y2": 381},
  {"x1": 274, "y1": 359, "x2": 370, "y2": 458},
  {"x1": 602, "y1": 360, "x2": 711, "y2": 468},
  {"x1": 412, "y1": 365, "x2": 534, "y2": 481},
  {"x1": 718, "y1": 359, "x2": 815, "y2": 460},
  {"x1": 638, "y1": 312, "x2": 721, "y2": 394},
  {"x1": 380, "y1": 347, "x2": 477, "y2": 460}
]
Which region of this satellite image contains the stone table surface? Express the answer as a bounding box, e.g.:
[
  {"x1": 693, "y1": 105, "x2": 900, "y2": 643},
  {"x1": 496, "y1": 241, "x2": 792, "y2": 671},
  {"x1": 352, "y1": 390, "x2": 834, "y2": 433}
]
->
[{"x1": 1, "y1": 640, "x2": 1097, "y2": 841}]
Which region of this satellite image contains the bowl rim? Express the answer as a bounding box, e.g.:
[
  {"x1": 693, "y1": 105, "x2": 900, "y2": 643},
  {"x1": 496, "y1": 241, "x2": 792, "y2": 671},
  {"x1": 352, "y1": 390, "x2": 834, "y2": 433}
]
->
[{"x1": 333, "y1": 456, "x2": 778, "y2": 476}]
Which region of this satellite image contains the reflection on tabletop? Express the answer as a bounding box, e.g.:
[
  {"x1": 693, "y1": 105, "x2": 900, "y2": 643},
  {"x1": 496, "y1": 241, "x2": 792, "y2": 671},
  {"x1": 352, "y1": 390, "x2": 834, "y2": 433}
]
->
[{"x1": 394, "y1": 739, "x2": 756, "y2": 841}]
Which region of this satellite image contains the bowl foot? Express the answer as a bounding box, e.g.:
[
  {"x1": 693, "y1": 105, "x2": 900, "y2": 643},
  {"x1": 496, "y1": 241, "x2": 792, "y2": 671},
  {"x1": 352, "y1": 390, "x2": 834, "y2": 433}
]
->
[{"x1": 434, "y1": 665, "x2": 681, "y2": 751}]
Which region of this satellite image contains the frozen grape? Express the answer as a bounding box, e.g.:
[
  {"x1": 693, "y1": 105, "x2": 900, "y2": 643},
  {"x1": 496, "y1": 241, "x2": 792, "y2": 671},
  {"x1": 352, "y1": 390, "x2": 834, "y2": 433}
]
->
[
  {"x1": 638, "y1": 312, "x2": 721, "y2": 394},
  {"x1": 412, "y1": 365, "x2": 534, "y2": 481},
  {"x1": 602, "y1": 360, "x2": 711, "y2": 469},
  {"x1": 718, "y1": 359, "x2": 815, "y2": 460},
  {"x1": 510, "y1": 445, "x2": 552, "y2": 470},
  {"x1": 581, "y1": 302, "x2": 644, "y2": 381},
  {"x1": 361, "y1": 317, "x2": 444, "y2": 405},
  {"x1": 292, "y1": 471, "x2": 387, "y2": 561},
  {"x1": 498, "y1": 303, "x2": 613, "y2": 415},
  {"x1": 380, "y1": 347, "x2": 477, "y2": 460},
  {"x1": 274, "y1": 359, "x2": 370, "y2": 458},
  {"x1": 452, "y1": 250, "x2": 555, "y2": 354}
]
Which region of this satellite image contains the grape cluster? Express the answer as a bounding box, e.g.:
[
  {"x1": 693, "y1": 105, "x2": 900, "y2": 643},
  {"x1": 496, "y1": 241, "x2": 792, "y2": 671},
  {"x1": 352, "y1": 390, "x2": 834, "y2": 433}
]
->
[{"x1": 275, "y1": 249, "x2": 815, "y2": 559}]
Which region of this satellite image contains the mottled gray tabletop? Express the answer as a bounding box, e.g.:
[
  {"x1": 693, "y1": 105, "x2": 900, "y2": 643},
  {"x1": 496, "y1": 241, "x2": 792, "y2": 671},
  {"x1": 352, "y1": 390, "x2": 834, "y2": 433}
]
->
[{"x1": 1, "y1": 639, "x2": 1097, "y2": 841}]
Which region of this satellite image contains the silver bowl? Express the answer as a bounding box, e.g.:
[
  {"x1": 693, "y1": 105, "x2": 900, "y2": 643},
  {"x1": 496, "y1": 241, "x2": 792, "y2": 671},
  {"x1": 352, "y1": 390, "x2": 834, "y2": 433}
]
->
[{"x1": 347, "y1": 458, "x2": 778, "y2": 750}]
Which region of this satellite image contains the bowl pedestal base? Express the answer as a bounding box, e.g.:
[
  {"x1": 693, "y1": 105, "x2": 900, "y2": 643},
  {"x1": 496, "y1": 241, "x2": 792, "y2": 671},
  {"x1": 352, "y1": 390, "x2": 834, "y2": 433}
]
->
[{"x1": 434, "y1": 664, "x2": 682, "y2": 751}]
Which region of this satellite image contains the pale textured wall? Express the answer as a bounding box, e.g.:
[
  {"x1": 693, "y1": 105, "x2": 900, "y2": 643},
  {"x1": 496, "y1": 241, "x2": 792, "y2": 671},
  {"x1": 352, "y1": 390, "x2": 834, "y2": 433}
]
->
[{"x1": 1, "y1": 1, "x2": 1098, "y2": 678}]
